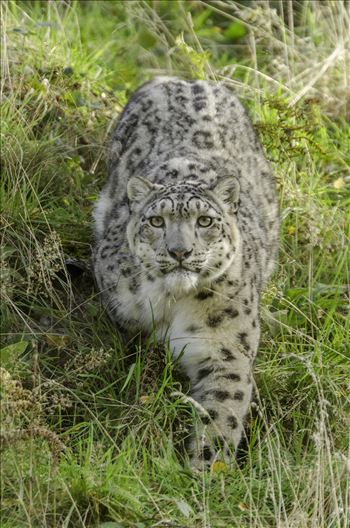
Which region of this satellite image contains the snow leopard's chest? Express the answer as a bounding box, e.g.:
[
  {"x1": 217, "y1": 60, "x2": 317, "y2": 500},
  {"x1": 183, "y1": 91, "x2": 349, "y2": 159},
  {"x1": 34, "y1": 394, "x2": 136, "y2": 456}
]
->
[
  {"x1": 136, "y1": 279, "x2": 176, "y2": 330},
  {"x1": 132, "y1": 279, "x2": 199, "y2": 336}
]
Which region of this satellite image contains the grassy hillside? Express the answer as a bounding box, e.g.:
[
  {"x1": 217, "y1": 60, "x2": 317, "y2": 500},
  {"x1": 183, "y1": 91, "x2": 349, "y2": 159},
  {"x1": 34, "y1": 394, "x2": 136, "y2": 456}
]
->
[{"x1": 1, "y1": 1, "x2": 349, "y2": 527}]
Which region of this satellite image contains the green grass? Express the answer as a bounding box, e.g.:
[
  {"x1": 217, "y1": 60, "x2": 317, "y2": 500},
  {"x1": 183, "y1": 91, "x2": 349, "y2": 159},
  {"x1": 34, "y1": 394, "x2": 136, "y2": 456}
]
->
[{"x1": 1, "y1": 1, "x2": 349, "y2": 527}]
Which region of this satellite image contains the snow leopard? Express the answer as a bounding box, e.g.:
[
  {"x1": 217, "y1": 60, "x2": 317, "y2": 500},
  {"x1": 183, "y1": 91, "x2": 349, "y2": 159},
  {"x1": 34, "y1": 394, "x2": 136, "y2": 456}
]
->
[{"x1": 93, "y1": 77, "x2": 279, "y2": 468}]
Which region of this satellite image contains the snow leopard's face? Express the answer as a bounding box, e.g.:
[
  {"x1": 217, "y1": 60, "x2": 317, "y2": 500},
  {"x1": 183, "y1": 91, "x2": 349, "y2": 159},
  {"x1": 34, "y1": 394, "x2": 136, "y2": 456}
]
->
[{"x1": 126, "y1": 177, "x2": 240, "y2": 292}]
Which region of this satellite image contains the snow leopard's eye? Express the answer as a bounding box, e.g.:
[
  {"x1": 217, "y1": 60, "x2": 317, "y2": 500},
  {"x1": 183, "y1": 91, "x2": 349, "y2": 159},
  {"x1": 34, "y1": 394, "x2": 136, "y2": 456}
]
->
[
  {"x1": 197, "y1": 216, "x2": 213, "y2": 227},
  {"x1": 149, "y1": 216, "x2": 165, "y2": 228}
]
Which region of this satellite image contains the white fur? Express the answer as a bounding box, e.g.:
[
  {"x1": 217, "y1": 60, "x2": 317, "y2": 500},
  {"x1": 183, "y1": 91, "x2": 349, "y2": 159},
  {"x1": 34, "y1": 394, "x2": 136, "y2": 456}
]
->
[{"x1": 93, "y1": 188, "x2": 112, "y2": 238}]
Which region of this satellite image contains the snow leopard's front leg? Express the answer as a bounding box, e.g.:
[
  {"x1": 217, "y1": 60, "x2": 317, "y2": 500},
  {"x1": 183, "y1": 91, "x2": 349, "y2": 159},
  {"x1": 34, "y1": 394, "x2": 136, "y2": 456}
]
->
[
  {"x1": 170, "y1": 305, "x2": 258, "y2": 469},
  {"x1": 187, "y1": 349, "x2": 253, "y2": 469}
]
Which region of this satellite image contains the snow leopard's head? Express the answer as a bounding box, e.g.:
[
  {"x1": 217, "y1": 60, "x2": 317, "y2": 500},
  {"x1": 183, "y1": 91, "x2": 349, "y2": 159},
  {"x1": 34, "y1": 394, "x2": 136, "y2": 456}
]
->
[{"x1": 126, "y1": 176, "x2": 241, "y2": 293}]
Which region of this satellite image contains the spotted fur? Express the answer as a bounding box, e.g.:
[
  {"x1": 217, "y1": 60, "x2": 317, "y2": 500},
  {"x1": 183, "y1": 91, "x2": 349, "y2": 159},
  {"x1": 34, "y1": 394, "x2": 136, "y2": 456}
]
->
[{"x1": 93, "y1": 77, "x2": 279, "y2": 468}]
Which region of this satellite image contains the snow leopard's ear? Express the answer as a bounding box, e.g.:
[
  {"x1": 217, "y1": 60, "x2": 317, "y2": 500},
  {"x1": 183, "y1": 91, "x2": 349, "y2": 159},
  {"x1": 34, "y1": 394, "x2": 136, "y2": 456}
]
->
[
  {"x1": 127, "y1": 176, "x2": 163, "y2": 204},
  {"x1": 212, "y1": 177, "x2": 240, "y2": 212}
]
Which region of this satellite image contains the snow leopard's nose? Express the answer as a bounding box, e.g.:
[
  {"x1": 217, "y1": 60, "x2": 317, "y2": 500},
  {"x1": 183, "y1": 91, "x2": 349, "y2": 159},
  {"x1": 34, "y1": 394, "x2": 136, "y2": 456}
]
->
[{"x1": 167, "y1": 247, "x2": 193, "y2": 262}]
